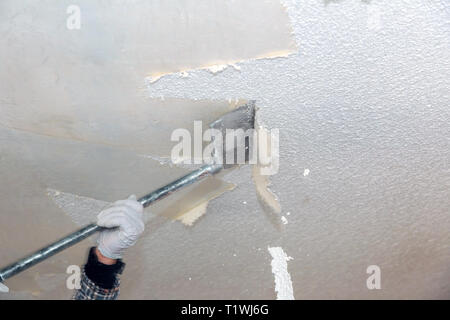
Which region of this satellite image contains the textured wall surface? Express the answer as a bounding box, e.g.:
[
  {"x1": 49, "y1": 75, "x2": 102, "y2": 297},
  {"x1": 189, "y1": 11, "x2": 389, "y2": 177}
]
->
[
  {"x1": 1, "y1": 0, "x2": 450, "y2": 299},
  {"x1": 143, "y1": 0, "x2": 450, "y2": 299}
]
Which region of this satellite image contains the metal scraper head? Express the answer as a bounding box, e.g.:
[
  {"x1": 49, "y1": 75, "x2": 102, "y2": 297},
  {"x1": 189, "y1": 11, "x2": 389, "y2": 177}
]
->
[{"x1": 209, "y1": 100, "x2": 256, "y2": 168}]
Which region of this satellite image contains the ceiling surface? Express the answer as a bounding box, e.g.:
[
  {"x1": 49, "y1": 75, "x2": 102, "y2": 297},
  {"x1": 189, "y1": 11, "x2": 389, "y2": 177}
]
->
[{"x1": 1, "y1": 0, "x2": 449, "y2": 299}]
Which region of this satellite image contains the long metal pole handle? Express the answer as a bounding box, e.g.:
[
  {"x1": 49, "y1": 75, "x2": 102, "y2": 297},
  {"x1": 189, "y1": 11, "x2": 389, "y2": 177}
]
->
[
  {"x1": 0, "y1": 163, "x2": 222, "y2": 282},
  {"x1": 0, "y1": 224, "x2": 101, "y2": 282}
]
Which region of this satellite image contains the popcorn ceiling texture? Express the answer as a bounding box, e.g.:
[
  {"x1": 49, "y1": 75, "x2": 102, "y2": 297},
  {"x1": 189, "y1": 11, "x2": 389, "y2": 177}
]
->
[
  {"x1": 1, "y1": 0, "x2": 449, "y2": 300},
  {"x1": 144, "y1": 0, "x2": 450, "y2": 299}
]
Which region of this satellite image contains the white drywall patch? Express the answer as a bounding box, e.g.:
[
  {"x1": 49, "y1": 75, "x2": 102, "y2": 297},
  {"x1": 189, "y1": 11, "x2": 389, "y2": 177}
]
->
[
  {"x1": 148, "y1": 62, "x2": 245, "y2": 83},
  {"x1": 268, "y1": 247, "x2": 294, "y2": 300}
]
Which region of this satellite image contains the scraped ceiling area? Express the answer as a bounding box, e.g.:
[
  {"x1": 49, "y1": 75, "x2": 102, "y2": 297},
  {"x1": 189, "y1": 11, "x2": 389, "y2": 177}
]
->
[
  {"x1": 1, "y1": 0, "x2": 450, "y2": 300},
  {"x1": 0, "y1": 0, "x2": 294, "y2": 299}
]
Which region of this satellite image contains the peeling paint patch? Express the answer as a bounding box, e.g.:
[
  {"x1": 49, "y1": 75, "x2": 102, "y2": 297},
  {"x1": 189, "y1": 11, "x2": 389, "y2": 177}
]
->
[
  {"x1": 176, "y1": 201, "x2": 208, "y2": 226},
  {"x1": 164, "y1": 177, "x2": 236, "y2": 226},
  {"x1": 281, "y1": 216, "x2": 288, "y2": 225},
  {"x1": 207, "y1": 63, "x2": 241, "y2": 74},
  {"x1": 206, "y1": 64, "x2": 229, "y2": 74},
  {"x1": 251, "y1": 119, "x2": 281, "y2": 216},
  {"x1": 303, "y1": 168, "x2": 310, "y2": 176},
  {"x1": 48, "y1": 176, "x2": 235, "y2": 228},
  {"x1": 268, "y1": 247, "x2": 294, "y2": 300},
  {"x1": 252, "y1": 165, "x2": 281, "y2": 214},
  {"x1": 145, "y1": 52, "x2": 295, "y2": 84},
  {"x1": 148, "y1": 74, "x2": 164, "y2": 84}
]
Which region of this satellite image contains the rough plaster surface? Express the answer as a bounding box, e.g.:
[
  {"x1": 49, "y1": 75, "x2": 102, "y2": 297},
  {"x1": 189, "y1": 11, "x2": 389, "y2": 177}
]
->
[
  {"x1": 1, "y1": 0, "x2": 450, "y2": 300},
  {"x1": 47, "y1": 189, "x2": 110, "y2": 227},
  {"x1": 144, "y1": 0, "x2": 450, "y2": 299}
]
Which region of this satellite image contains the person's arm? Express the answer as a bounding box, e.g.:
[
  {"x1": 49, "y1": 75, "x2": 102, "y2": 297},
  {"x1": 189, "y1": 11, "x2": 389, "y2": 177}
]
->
[
  {"x1": 73, "y1": 195, "x2": 144, "y2": 300},
  {"x1": 73, "y1": 247, "x2": 124, "y2": 300}
]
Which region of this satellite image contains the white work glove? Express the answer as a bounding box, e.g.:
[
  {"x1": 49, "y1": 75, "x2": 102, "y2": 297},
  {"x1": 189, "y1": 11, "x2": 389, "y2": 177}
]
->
[
  {"x1": 0, "y1": 282, "x2": 9, "y2": 293},
  {"x1": 97, "y1": 195, "x2": 145, "y2": 260}
]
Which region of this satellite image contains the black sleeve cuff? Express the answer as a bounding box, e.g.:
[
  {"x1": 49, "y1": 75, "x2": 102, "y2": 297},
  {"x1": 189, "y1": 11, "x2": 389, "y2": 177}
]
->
[{"x1": 84, "y1": 247, "x2": 125, "y2": 289}]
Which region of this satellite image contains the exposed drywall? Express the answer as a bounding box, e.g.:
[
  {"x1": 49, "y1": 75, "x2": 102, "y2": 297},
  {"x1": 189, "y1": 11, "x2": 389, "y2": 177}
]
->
[
  {"x1": 176, "y1": 202, "x2": 209, "y2": 227},
  {"x1": 162, "y1": 177, "x2": 236, "y2": 225},
  {"x1": 0, "y1": 0, "x2": 295, "y2": 150},
  {"x1": 1, "y1": 0, "x2": 450, "y2": 300}
]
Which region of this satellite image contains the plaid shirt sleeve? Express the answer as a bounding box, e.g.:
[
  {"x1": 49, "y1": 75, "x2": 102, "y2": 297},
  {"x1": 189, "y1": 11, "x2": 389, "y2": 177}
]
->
[
  {"x1": 72, "y1": 268, "x2": 120, "y2": 300},
  {"x1": 72, "y1": 247, "x2": 125, "y2": 300}
]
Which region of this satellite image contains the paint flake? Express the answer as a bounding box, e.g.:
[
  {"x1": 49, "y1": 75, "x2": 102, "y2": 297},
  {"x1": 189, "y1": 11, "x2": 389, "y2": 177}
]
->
[
  {"x1": 252, "y1": 165, "x2": 281, "y2": 214},
  {"x1": 268, "y1": 247, "x2": 294, "y2": 300}
]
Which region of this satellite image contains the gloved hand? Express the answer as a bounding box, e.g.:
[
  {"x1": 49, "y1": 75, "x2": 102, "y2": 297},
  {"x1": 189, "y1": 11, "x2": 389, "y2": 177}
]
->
[
  {"x1": 0, "y1": 282, "x2": 9, "y2": 293},
  {"x1": 97, "y1": 195, "x2": 145, "y2": 260}
]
